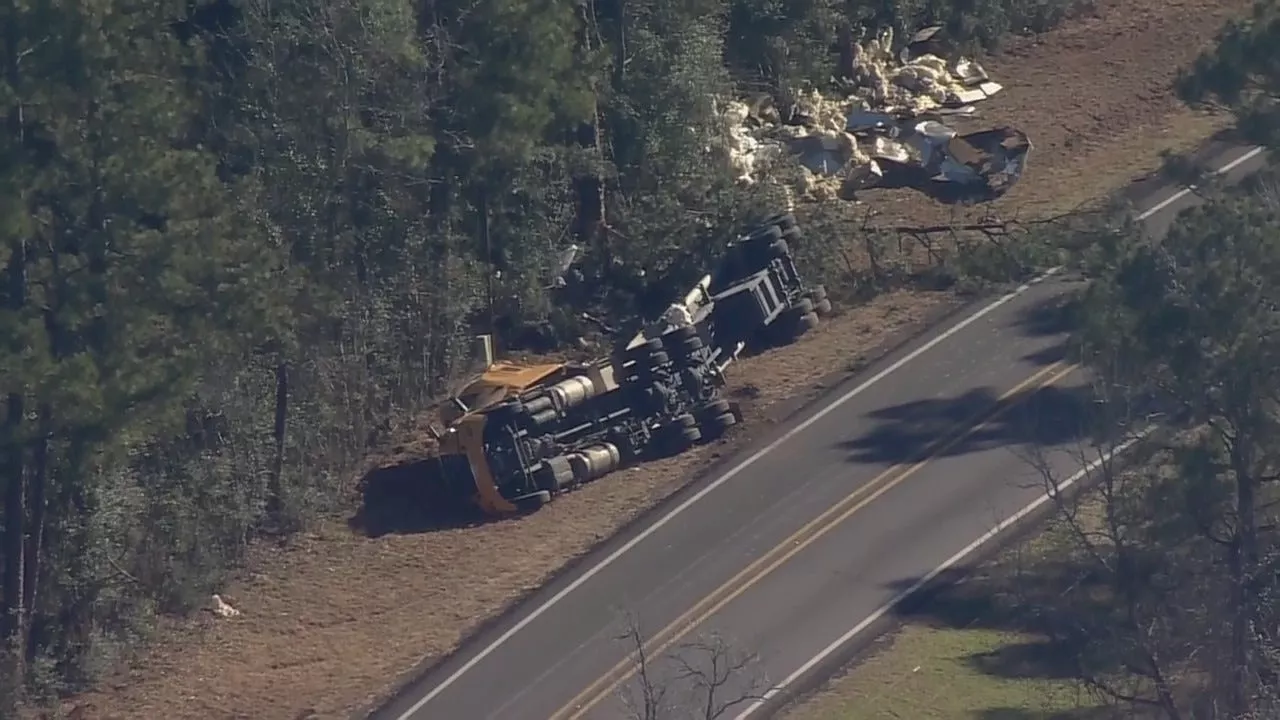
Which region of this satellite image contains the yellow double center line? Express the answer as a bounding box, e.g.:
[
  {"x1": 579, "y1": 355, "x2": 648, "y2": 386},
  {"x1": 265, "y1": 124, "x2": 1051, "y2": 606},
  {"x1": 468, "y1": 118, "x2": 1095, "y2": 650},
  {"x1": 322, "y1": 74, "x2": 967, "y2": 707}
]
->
[{"x1": 551, "y1": 359, "x2": 1078, "y2": 720}]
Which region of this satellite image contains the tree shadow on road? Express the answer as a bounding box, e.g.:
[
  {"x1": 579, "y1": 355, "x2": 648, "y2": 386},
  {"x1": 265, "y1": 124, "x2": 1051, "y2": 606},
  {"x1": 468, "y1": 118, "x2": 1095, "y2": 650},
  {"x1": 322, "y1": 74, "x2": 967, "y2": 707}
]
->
[
  {"x1": 1012, "y1": 287, "x2": 1086, "y2": 367},
  {"x1": 837, "y1": 382, "x2": 1095, "y2": 465}
]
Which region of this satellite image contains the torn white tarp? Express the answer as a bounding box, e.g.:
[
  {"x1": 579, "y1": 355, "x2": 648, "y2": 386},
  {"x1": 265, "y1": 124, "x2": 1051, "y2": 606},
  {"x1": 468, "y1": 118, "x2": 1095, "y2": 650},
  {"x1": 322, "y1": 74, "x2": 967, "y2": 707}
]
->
[{"x1": 712, "y1": 25, "x2": 1032, "y2": 205}]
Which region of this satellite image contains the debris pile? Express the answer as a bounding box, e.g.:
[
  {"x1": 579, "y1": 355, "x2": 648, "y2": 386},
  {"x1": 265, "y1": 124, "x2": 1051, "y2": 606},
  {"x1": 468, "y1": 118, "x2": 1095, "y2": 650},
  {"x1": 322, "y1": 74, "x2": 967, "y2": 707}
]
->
[{"x1": 716, "y1": 26, "x2": 1032, "y2": 205}]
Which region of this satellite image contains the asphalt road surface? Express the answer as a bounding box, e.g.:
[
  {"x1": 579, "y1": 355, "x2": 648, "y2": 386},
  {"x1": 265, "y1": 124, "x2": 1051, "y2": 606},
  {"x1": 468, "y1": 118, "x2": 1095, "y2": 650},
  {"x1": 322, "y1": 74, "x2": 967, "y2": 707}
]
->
[{"x1": 371, "y1": 141, "x2": 1268, "y2": 720}]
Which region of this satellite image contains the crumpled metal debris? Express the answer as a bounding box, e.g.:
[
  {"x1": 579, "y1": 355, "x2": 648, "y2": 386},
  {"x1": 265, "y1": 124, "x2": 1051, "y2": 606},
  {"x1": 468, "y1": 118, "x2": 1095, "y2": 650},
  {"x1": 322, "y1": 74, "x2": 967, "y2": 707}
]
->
[{"x1": 713, "y1": 26, "x2": 1032, "y2": 205}]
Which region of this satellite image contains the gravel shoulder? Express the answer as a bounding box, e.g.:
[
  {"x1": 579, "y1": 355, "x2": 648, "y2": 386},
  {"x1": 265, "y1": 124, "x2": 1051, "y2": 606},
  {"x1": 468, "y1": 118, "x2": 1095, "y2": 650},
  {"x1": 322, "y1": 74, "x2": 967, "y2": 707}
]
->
[{"x1": 61, "y1": 0, "x2": 1250, "y2": 717}]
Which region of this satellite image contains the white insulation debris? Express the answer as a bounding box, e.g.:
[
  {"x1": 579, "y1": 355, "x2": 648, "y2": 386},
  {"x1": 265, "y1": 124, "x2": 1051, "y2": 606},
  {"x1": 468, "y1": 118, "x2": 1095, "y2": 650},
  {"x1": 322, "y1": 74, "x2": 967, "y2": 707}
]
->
[{"x1": 712, "y1": 26, "x2": 1032, "y2": 205}]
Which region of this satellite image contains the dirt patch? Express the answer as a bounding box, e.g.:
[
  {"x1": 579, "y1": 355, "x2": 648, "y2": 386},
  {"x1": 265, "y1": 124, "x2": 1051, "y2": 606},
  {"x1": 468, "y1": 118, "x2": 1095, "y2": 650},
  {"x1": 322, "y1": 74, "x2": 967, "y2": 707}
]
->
[{"x1": 58, "y1": 0, "x2": 1252, "y2": 718}]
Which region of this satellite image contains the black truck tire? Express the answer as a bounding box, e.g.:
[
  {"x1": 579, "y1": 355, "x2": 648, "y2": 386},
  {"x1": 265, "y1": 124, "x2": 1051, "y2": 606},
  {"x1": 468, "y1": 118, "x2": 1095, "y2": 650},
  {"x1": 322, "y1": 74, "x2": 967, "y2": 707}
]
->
[
  {"x1": 663, "y1": 324, "x2": 699, "y2": 342},
  {"x1": 790, "y1": 297, "x2": 815, "y2": 316},
  {"x1": 696, "y1": 398, "x2": 731, "y2": 417},
  {"x1": 702, "y1": 412, "x2": 737, "y2": 437},
  {"x1": 790, "y1": 311, "x2": 820, "y2": 339},
  {"x1": 535, "y1": 455, "x2": 575, "y2": 492},
  {"x1": 675, "y1": 335, "x2": 704, "y2": 355},
  {"x1": 659, "y1": 415, "x2": 701, "y2": 454},
  {"x1": 744, "y1": 224, "x2": 783, "y2": 244},
  {"x1": 514, "y1": 490, "x2": 552, "y2": 512},
  {"x1": 760, "y1": 212, "x2": 797, "y2": 232}
]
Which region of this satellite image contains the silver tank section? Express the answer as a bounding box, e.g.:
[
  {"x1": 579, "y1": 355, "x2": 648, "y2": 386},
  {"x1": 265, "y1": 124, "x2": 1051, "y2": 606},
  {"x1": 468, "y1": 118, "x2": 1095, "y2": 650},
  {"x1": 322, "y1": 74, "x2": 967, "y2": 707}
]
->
[
  {"x1": 547, "y1": 375, "x2": 599, "y2": 412},
  {"x1": 567, "y1": 443, "x2": 621, "y2": 483}
]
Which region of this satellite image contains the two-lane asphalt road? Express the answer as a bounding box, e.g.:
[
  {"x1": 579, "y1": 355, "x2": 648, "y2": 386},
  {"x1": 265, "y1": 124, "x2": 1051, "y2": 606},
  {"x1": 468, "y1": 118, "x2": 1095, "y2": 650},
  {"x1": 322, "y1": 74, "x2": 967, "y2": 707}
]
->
[{"x1": 370, "y1": 141, "x2": 1267, "y2": 720}]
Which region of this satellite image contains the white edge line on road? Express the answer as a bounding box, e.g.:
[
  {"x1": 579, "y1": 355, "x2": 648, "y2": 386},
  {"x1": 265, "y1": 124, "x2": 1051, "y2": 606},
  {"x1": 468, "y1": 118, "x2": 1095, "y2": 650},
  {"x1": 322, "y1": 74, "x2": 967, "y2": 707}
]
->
[
  {"x1": 1135, "y1": 146, "x2": 1264, "y2": 220},
  {"x1": 730, "y1": 426, "x2": 1156, "y2": 720},
  {"x1": 396, "y1": 272, "x2": 1063, "y2": 717},
  {"x1": 395, "y1": 143, "x2": 1265, "y2": 719},
  {"x1": 723, "y1": 144, "x2": 1264, "y2": 720}
]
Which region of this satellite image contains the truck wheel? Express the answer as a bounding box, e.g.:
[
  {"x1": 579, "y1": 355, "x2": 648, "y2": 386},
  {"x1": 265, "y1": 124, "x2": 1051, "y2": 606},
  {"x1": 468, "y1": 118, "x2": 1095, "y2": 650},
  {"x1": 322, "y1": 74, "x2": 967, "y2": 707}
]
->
[
  {"x1": 700, "y1": 412, "x2": 737, "y2": 439},
  {"x1": 672, "y1": 413, "x2": 697, "y2": 428},
  {"x1": 696, "y1": 399, "x2": 731, "y2": 417},
  {"x1": 744, "y1": 224, "x2": 783, "y2": 244},
  {"x1": 648, "y1": 350, "x2": 671, "y2": 367},
  {"x1": 676, "y1": 335, "x2": 704, "y2": 355},
  {"x1": 803, "y1": 285, "x2": 828, "y2": 303},
  {"x1": 663, "y1": 324, "x2": 698, "y2": 342},
  {"x1": 514, "y1": 490, "x2": 552, "y2": 513},
  {"x1": 813, "y1": 298, "x2": 833, "y2": 316},
  {"x1": 781, "y1": 226, "x2": 802, "y2": 244},
  {"x1": 761, "y1": 212, "x2": 797, "y2": 231},
  {"x1": 672, "y1": 425, "x2": 702, "y2": 450},
  {"x1": 535, "y1": 456, "x2": 575, "y2": 492},
  {"x1": 623, "y1": 336, "x2": 663, "y2": 359},
  {"x1": 530, "y1": 408, "x2": 558, "y2": 427},
  {"x1": 790, "y1": 311, "x2": 820, "y2": 339},
  {"x1": 789, "y1": 297, "x2": 815, "y2": 316}
]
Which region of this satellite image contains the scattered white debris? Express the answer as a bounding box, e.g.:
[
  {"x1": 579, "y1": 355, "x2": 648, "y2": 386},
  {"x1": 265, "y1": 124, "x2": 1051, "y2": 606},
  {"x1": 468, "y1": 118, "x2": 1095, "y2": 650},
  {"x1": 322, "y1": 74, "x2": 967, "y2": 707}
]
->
[
  {"x1": 211, "y1": 593, "x2": 241, "y2": 618},
  {"x1": 712, "y1": 26, "x2": 1032, "y2": 204}
]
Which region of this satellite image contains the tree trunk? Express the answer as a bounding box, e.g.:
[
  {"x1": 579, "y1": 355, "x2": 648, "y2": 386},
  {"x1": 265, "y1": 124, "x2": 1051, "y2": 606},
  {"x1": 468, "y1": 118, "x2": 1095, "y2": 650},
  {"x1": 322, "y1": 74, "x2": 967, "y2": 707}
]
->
[
  {"x1": 1, "y1": 2, "x2": 26, "y2": 696},
  {"x1": 573, "y1": 3, "x2": 607, "y2": 253},
  {"x1": 1, "y1": 394, "x2": 26, "y2": 687},
  {"x1": 477, "y1": 186, "x2": 494, "y2": 336},
  {"x1": 20, "y1": 404, "x2": 48, "y2": 663},
  {"x1": 268, "y1": 362, "x2": 289, "y2": 526},
  {"x1": 1227, "y1": 438, "x2": 1259, "y2": 716}
]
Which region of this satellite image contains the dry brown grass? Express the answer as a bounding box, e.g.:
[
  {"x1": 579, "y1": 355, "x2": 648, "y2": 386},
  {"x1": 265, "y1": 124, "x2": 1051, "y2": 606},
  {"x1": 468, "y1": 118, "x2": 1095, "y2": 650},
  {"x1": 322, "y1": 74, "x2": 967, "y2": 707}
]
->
[{"x1": 59, "y1": 0, "x2": 1254, "y2": 717}]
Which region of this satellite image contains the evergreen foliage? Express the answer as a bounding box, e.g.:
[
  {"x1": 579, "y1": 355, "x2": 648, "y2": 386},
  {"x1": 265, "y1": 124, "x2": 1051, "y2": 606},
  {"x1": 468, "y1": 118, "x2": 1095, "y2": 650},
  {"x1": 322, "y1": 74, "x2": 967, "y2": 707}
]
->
[{"x1": 0, "y1": 0, "x2": 1084, "y2": 707}]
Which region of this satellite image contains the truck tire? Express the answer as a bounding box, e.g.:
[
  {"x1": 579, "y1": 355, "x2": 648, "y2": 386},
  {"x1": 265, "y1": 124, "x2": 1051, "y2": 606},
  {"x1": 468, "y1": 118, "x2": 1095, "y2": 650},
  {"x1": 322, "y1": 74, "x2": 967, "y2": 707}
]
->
[
  {"x1": 701, "y1": 412, "x2": 737, "y2": 438},
  {"x1": 646, "y1": 350, "x2": 670, "y2": 367},
  {"x1": 790, "y1": 311, "x2": 820, "y2": 339},
  {"x1": 761, "y1": 212, "x2": 797, "y2": 231},
  {"x1": 514, "y1": 490, "x2": 552, "y2": 512},
  {"x1": 663, "y1": 324, "x2": 698, "y2": 342},
  {"x1": 781, "y1": 226, "x2": 802, "y2": 244},
  {"x1": 675, "y1": 335, "x2": 704, "y2": 355},
  {"x1": 744, "y1": 224, "x2": 783, "y2": 244},
  {"x1": 803, "y1": 285, "x2": 828, "y2": 303},
  {"x1": 624, "y1": 337, "x2": 663, "y2": 362},
  {"x1": 535, "y1": 455, "x2": 575, "y2": 492},
  {"x1": 530, "y1": 408, "x2": 558, "y2": 427},
  {"x1": 672, "y1": 425, "x2": 702, "y2": 451},
  {"x1": 695, "y1": 398, "x2": 731, "y2": 417},
  {"x1": 813, "y1": 298, "x2": 833, "y2": 316},
  {"x1": 672, "y1": 413, "x2": 698, "y2": 428},
  {"x1": 789, "y1": 297, "x2": 814, "y2": 316}
]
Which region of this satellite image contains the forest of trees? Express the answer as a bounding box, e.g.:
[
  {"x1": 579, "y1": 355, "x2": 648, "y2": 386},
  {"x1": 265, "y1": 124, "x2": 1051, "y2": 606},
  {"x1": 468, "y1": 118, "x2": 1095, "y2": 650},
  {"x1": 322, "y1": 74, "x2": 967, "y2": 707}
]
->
[
  {"x1": 956, "y1": 8, "x2": 1280, "y2": 717},
  {"x1": 0, "y1": 0, "x2": 1092, "y2": 709},
  {"x1": 1, "y1": 0, "x2": 1275, "y2": 714}
]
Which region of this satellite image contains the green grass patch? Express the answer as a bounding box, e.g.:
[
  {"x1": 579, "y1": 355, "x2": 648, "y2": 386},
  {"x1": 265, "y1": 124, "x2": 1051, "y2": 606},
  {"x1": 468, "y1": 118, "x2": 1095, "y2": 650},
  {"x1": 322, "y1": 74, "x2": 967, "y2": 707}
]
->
[
  {"x1": 781, "y1": 504, "x2": 1125, "y2": 720},
  {"x1": 785, "y1": 624, "x2": 1108, "y2": 720}
]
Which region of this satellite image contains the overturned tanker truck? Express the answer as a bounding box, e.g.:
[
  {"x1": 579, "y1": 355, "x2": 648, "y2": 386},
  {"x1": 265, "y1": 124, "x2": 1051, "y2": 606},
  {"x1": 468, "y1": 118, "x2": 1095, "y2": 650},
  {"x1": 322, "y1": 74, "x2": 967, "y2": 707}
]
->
[{"x1": 429, "y1": 214, "x2": 829, "y2": 516}]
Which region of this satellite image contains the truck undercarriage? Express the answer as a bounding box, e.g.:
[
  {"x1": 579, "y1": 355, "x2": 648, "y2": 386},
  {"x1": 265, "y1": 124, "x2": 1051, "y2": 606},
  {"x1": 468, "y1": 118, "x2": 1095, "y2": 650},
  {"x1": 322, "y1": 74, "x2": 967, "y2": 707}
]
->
[{"x1": 434, "y1": 213, "x2": 830, "y2": 516}]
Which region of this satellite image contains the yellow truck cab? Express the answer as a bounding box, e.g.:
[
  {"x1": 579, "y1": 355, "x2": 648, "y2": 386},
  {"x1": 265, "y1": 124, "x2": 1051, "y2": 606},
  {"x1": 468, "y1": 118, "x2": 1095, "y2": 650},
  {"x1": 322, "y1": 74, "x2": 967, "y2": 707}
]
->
[{"x1": 436, "y1": 361, "x2": 568, "y2": 514}]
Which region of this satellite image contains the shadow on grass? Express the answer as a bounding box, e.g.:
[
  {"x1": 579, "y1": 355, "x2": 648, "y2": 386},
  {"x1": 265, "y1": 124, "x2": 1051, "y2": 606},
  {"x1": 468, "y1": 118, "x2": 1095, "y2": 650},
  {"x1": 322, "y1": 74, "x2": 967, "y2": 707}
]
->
[
  {"x1": 975, "y1": 708, "x2": 1113, "y2": 720},
  {"x1": 348, "y1": 458, "x2": 491, "y2": 537},
  {"x1": 838, "y1": 382, "x2": 1095, "y2": 465},
  {"x1": 882, "y1": 552, "x2": 1133, "y2": 704}
]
